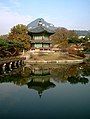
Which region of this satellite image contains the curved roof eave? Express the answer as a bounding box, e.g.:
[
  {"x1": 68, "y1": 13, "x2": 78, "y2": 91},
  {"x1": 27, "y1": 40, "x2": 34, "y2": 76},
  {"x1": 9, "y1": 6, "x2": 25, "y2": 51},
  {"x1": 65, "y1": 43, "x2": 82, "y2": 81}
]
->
[{"x1": 28, "y1": 26, "x2": 55, "y2": 34}]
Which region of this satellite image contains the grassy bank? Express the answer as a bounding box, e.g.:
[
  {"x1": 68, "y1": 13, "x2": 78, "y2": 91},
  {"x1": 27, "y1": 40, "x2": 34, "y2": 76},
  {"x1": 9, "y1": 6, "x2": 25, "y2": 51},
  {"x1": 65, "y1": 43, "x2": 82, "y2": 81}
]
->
[
  {"x1": 29, "y1": 52, "x2": 83, "y2": 61},
  {"x1": 24, "y1": 51, "x2": 84, "y2": 64}
]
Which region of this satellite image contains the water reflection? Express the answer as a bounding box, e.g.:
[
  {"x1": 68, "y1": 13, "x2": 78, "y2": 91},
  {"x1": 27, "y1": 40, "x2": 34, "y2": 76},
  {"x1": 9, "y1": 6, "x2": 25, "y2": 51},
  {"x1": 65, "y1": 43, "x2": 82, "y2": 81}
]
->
[
  {"x1": 27, "y1": 79, "x2": 55, "y2": 98},
  {"x1": 68, "y1": 76, "x2": 89, "y2": 84},
  {"x1": 0, "y1": 62, "x2": 90, "y2": 119},
  {"x1": 0, "y1": 62, "x2": 90, "y2": 94}
]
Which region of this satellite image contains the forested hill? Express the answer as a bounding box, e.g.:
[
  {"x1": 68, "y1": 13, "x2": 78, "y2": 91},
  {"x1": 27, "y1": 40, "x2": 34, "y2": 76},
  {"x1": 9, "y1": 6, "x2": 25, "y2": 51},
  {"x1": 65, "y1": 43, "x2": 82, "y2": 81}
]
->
[{"x1": 74, "y1": 30, "x2": 90, "y2": 36}]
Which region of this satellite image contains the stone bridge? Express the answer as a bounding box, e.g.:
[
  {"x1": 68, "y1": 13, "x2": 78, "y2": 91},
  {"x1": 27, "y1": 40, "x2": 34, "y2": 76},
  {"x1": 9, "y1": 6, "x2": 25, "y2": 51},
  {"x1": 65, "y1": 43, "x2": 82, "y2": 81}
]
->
[{"x1": 0, "y1": 56, "x2": 26, "y2": 73}]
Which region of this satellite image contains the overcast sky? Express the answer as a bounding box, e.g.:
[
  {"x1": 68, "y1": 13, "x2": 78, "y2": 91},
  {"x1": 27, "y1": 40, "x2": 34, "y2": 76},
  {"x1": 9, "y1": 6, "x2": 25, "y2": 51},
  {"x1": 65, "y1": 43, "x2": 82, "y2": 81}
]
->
[{"x1": 0, "y1": 0, "x2": 90, "y2": 35}]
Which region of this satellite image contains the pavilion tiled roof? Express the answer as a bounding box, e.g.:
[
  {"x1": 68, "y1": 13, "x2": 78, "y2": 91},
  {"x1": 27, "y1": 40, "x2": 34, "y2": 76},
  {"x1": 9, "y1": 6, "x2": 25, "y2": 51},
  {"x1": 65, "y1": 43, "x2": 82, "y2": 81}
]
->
[
  {"x1": 29, "y1": 26, "x2": 55, "y2": 34},
  {"x1": 27, "y1": 18, "x2": 56, "y2": 34}
]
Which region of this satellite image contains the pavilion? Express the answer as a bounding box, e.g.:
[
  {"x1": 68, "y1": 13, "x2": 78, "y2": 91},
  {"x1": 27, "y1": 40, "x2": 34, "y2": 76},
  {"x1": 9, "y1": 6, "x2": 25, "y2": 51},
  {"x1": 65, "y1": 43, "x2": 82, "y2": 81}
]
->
[{"x1": 27, "y1": 18, "x2": 56, "y2": 50}]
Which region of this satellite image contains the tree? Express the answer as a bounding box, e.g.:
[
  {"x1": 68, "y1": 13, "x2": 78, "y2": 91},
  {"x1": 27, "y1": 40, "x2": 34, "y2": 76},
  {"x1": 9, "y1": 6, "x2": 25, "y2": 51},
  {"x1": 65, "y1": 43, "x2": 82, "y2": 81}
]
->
[
  {"x1": 51, "y1": 28, "x2": 79, "y2": 47},
  {"x1": 68, "y1": 30, "x2": 79, "y2": 43},
  {"x1": 50, "y1": 28, "x2": 69, "y2": 48},
  {"x1": 8, "y1": 24, "x2": 31, "y2": 50},
  {"x1": 0, "y1": 34, "x2": 8, "y2": 40},
  {"x1": 0, "y1": 38, "x2": 23, "y2": 57}
]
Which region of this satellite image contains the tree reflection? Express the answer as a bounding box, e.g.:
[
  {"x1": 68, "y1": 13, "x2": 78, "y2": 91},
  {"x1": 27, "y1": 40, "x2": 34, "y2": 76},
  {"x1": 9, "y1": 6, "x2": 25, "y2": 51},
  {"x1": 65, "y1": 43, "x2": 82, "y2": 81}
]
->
[
  {"x1": 0, "y1": 62, "x2": 89, "y2": 88},
  {"x1": 68, "y1": 76, "x2": 89, "y2": 84},
  {"x1": 50, "y1": 63, "x2": 89, "y2": 84},
  {"x1": 81, "y1": 63, "x2": 90, "y2": 76},
  {"x1": 0, "y1": 66, "x2": 31, "y2": 85}
]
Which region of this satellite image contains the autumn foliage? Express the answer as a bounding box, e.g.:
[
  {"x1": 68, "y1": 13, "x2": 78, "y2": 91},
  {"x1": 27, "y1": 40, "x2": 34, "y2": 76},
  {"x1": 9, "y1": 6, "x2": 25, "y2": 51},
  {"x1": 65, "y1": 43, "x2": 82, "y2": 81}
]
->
[
  {"x1": 51, "y1": 28, "x2": 78, "y2": 48},
  {"x1": 8, "y1": 24, "x2": 31, "y2": 50}
]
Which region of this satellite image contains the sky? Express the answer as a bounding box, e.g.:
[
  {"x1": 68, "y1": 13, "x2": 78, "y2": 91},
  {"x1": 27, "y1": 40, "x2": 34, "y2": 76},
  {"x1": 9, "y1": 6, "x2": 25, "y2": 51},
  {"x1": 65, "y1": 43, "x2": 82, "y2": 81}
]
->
[{"x1": 0, "y1": 0, "x2": 90, "y2": 35}]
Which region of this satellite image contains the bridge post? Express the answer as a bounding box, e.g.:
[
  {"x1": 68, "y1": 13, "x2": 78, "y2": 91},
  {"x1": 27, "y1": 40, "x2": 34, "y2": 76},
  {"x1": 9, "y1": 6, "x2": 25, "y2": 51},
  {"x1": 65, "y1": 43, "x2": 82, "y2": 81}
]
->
[
  {"x1": 9, "y1": 62, "x2": 12, "y2": 70},
  {"x1": 23, "y1": 67, "x2": 25, "y2": 72},
  {"x1": 2, "y1": 63, "x2": 6, "y2": 73},
  {"x1": 14, "y1": 61, "x2": 17, "y2": 68},
  {"x1": 22, "y1": 60, "x2": 24, "y2": 65},
  {"x1": 20, "y1": 60, "x2": 24, "y2": 65},
  {"x1": 18, "y1": 60, "x2": 21, "y2": 66}
]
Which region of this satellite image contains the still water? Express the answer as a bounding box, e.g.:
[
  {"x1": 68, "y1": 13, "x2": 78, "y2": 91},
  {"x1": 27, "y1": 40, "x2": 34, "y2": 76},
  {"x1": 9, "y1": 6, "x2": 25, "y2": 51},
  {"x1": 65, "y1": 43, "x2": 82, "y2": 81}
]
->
[{"x1": 0, "y1": 62, "x2": 90, "y2": 119}]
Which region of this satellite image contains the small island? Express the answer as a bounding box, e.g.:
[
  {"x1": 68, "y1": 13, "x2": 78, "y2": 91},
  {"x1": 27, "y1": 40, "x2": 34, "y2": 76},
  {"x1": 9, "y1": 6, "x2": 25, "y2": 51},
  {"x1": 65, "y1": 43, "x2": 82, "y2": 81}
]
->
[{"x1": 0, "y1": 18, "x2": 90, "y2": 68}]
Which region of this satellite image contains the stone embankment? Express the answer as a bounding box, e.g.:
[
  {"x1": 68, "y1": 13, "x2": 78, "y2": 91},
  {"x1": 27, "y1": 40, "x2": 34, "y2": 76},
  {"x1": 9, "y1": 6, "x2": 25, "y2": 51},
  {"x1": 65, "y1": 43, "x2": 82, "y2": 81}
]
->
[{"x1": 26, "y1": 59, "x2": 84, "y2": 64}]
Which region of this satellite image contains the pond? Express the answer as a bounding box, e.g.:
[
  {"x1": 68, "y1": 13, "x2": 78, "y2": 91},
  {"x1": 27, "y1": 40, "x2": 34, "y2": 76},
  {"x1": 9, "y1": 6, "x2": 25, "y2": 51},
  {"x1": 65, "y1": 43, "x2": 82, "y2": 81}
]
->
[{"x1": 0, "y1": 62, "x2": 90, "y2": 119}]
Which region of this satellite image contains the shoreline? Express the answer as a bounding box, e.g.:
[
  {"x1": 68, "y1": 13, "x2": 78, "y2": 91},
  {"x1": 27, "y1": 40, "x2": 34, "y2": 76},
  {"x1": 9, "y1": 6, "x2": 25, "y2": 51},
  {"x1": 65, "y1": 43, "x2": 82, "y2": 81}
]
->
[{"x1": 26, "y1": 59, "x2": 84, "y2": 64}]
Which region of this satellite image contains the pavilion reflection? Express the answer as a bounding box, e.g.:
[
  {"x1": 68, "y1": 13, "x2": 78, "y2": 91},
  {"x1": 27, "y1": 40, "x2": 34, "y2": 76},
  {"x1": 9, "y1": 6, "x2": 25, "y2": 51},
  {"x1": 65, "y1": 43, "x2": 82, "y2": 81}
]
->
[
  {"x1": 30, "y1": 67, "x2": 51, "y2": 76},
  {"x1": 0, "y1": 63, "x2": 89, "y2": 92},
  {"x1": 27, "y1": 67, "x2": 55, "y2": 97},
  {"x1": 27, "y1": 78, "x2": 55, "y2": 98}
]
